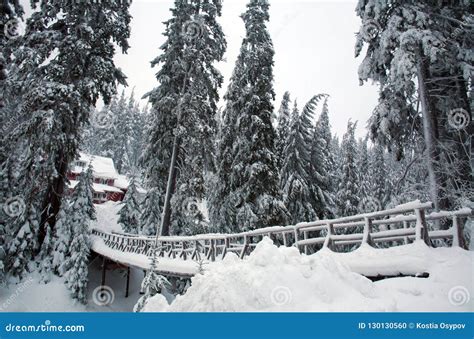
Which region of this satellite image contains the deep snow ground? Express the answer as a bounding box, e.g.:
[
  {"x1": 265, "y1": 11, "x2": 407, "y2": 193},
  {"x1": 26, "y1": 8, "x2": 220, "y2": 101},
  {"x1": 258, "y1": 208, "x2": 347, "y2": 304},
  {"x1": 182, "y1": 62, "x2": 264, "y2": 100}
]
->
[
  {"x1": 1, "y1": 201, "x2": 472, "y2": 312},
  {"x1": 143, "y1": 238, "x2": 473, "y2": 312}
]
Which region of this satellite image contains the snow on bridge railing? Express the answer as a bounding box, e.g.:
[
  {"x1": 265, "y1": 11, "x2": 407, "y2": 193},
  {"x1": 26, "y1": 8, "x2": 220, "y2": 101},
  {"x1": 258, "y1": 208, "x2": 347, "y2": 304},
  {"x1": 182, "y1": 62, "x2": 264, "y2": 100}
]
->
[{"x1": 91, "y1": 201, "x2": 472, "y2": 263}]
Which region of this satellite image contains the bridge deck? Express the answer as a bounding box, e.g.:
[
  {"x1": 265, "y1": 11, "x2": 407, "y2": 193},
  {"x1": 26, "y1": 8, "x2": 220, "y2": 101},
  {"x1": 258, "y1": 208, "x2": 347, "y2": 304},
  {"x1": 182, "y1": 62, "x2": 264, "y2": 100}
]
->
[
  {"x1": 91, "y1": 237, "x2": 197, "y2": 278},
  {"x1": 90, "y1": 202, "x2": 472, "y2": 278}
]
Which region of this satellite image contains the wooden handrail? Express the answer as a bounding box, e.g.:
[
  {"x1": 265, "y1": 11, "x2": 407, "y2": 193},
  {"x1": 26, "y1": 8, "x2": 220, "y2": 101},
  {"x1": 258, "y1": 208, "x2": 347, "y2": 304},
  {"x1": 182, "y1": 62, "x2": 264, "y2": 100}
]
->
[{"x1": 91, "y1": 203, "x2": 472, "y2": 264}]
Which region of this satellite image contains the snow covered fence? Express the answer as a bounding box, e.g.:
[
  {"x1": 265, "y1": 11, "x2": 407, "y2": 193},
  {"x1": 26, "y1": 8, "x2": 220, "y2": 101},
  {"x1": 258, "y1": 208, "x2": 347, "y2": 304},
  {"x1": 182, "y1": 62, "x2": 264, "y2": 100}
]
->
[{"x1": 91, "y1": 201, "x2": 472, "y2": 275}]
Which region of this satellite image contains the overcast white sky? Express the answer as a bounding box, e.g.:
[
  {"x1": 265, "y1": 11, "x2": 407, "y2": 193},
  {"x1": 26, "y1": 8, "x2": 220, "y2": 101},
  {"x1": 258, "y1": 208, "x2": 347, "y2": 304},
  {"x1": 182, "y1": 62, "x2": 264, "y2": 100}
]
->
[
  {"x1": 114, "y1": 0, "x2": 379, "y2": 138},
  {"x1": 21, "y1": 0, "x2": 379, "y2": 138}
]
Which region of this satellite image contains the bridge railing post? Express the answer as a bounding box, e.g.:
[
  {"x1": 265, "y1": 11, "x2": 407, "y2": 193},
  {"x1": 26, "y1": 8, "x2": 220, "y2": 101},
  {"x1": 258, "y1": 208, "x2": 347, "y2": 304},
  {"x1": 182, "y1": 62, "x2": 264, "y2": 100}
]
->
[
  {"x1": 303, "y1": 231, "x2": 309, "y2": 254},
  {"x1": 451, "y1": 215, "x2": 465, "y2": 249},
  {"x1": 414, "y1": 208, "x2": 430, "y2": 245},
  {"x1": 362, "y1": 217, "x2": 373, "y2": 246},
  {"x1": 222, "y1": 237, "x2": 230, "y2": 258},
  {"x1": 294, "y1": 228, "x2": 301, "y2": 252},
  {"x1": 210, "y1": 239, "x2": 216, "y2": 262},
  {"x1": 323, "y1": 223, "x2": 334, "y2": 250},
  {"x1": 402, "y1": 221, "x2": 409, "y2": 244},
  {"x1": 240, "y1": 235, "x2": 249, "y2": 259}
]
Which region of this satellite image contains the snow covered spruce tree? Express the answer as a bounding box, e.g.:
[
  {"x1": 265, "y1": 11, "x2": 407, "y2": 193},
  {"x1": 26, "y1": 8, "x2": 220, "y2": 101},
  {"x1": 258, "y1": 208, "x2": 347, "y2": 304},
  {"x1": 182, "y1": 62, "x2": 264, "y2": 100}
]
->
[
  {"x1": 212, "y1": 0, "x2": 288, "y2": 232},
  {"x1": 357, "y1": 137, "x2": 372, "y2": 213},
  {"x1": 140, "y1": 188, "x2": 161, "y2": 236},
  {"x1": 37, "y1": 226, "x2": 53, "y2": 283},
  {"x1": 5, "y1": 0, "x2": 131, "y2": 248},
  {"x1": 209, "y1": 44, "x2": 248, "y2": 233},
  {"x1": 0, "y1": 0, "x2": 23, "y2": 110},
  {"x1": 7, "y1": 203, "x2": 39, "y2": 279},
  {"x1": 52, "y1": 202, "x2": 71, "y2": 275},
  {"x1": 118, "y1": 176, "x2": 141, "y2": 234},
  {"x1": 356, "y1": 0, "x2": 473, "y2": 212},
  {"x1": 309, "y1": 97, "x2": 336, "y2": 219},
  {"x1": 275, "y1": 91, "x2": 292, "y2": 170},
  {"x1": 62, "y1": 166, "x2": 96, "y2": 303},
  {"x1": 280, "y1": 101, "x2": 317, "y2": 224},
  {"x1": 142, "y1": 0, "x2": 226, "y2": 236},
  {"x1": 335, "y1": 121, "x2": 360, "y2": 217}
]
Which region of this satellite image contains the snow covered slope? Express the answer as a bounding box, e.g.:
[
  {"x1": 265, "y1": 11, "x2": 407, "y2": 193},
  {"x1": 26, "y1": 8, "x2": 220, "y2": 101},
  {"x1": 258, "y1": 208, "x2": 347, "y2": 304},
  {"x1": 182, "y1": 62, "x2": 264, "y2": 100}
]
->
[{"x1": 143, "y1": 238, "x2": 473, "y2": 312}]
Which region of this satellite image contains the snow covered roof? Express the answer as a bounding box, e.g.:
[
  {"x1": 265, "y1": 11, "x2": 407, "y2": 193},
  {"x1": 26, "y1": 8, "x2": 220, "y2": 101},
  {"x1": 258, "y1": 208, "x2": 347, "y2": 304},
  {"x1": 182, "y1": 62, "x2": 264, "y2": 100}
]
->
[
  {"x1": 69, "y1": 180, "x2": 123, "y2": 194},
  {"x1": 115, "y1": 174, "x2": 147, "y2": 194},
  {"x1": 114, "y1": 174, "x2": 129, "y2": 190},
  {"x1": 71, "y1": 153, "x2": 119, "y2": 179}
]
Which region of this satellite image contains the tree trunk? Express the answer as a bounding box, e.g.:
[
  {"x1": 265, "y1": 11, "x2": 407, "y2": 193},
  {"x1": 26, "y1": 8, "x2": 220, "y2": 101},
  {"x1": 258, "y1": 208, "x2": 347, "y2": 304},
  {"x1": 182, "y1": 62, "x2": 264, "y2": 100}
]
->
[
  {"x1": 415, "y1": 45, "x2": 447, "y2": 217},
  {"x1": 157, "y1": 135, "x2": 180, "y2": 237},
  {"x1": 39, "y1": 152, "x2": 68, "y2": 245}
]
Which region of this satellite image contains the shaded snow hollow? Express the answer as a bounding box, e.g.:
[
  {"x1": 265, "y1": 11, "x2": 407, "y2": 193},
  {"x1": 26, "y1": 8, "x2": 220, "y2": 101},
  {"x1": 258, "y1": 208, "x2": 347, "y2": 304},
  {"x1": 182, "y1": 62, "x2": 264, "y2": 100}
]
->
[{"x1": 143, "y1": 237, "x2": 473, "y2": 312}]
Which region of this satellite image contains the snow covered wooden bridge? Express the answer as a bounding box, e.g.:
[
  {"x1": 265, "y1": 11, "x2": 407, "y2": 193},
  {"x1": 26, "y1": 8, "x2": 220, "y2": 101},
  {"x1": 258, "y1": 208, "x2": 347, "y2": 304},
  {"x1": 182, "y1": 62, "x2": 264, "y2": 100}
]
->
[{"x1": 91, "y1": 201, "x2": 472, "y2": 282}]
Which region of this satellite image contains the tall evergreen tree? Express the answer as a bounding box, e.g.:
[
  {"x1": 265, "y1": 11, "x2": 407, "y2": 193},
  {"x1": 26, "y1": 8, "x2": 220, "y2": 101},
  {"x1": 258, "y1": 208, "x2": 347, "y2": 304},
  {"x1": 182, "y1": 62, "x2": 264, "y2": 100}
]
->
[
  {"x1": 0, "y1": 0, "x2": 23, "y2": 109},
  {"x1": 213, "y1": 0, "x2": 288, "y2": 232},
  {"x1": 357, "y1": 136, "x2": 371, "y2": 212},
  {"x1": 52, "y1": 201, "x2": 71, "y2": 275},
  {"x1": 37, "y1": 226, "x2": 53, "y2": 283},
  {"x1": 7, "y1": 202, "x2": 38, "y2": 279},
  {"x1": 309, "y1": 97, "x2": 335, "y2": 219},
  {"x1": 118, "y1": 176, "x2": 141, "y2": 234},
  {"x1": 142, "y1": 0, "x2": 226, "y2": 236},
  {"x1": 280, "y1": 101, "x2": 316, "y2": 224},
  {"x1": 336, "y1": 121, "x2": 360, "y2": 217},
  {"x1": 356, "y1": 0, "x2": 473, "y2": 212},
  {"x1": 209, "y1": 41, "x2": 248, "y2": 233},
  {"x1": 61, "y1": 166, "x2": 96, "y2": 303},
  {"x1": 4, "y1": 0, "x2": 131, "y2": 249},
  {"x1": 371, "y1": 143, "x2": 389, "y2": 209},
  {"x1": 275, "y1": 91, "x2": 291, "y2": 170},
  {"x1": 140, "y1": 188, "x2": 161, "y2": 236}
]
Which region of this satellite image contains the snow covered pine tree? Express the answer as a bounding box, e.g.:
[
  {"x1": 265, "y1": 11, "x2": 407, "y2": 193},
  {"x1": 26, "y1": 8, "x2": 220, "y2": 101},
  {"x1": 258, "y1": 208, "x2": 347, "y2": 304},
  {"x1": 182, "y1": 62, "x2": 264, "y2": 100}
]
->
[
  {"x1": 142, "y1": 0, "x2": 226, "y2": 236},
  {"x1": 212, "y1": 0, "x2": 288, "y2": 232},
  {"x1": 118, "y1": 176, "x2": 141, "y2": 234},
  {"x1": 61, "y1": 165, "x2": 96, "y2": 303}
]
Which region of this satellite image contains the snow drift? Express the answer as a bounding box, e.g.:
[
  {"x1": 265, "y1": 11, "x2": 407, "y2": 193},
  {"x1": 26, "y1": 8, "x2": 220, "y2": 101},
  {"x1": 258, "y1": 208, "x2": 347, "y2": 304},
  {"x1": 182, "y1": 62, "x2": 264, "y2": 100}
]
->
[{"x1": 143, "y1": 237, "x2": 473, "y2": 312}]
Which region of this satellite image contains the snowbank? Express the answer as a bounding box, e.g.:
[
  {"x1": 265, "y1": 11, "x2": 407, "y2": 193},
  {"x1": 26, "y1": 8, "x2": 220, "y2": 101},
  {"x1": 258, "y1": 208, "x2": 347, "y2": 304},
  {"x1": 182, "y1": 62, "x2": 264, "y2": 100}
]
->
[{"x1": 143, "y1": 238, "x2": 473, "y2": 312}]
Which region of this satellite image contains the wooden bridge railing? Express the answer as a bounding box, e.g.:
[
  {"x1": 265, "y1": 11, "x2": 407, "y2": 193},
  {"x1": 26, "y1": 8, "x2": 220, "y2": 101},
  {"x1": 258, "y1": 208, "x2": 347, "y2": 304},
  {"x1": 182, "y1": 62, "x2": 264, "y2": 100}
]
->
[{"x1": 91, "y1": 201, "x2": 472, "y2": 264}]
